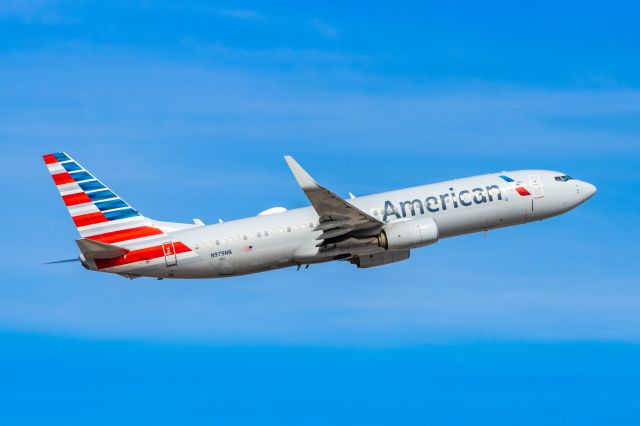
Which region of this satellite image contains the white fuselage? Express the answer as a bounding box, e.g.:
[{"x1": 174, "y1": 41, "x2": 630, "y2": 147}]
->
[{"x1": 84, "y1": 169, "x2": 596, "y2": 279}]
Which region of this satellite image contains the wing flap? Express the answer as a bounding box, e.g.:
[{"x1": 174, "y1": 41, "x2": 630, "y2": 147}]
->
[
  {"x1": 284, "y1": 156, "x2": 383, "y2": 251},
  {"x1": 315, "y1": 225, "x2": 355, "y2": 241},
  {"x1": 314, "y1": 219, "x2": 351, "y2": 232}
]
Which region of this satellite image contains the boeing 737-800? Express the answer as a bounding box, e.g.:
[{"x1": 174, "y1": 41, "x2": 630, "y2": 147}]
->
[{"x1": 43, "y1": 153, "x2": 596, "y2": 279}]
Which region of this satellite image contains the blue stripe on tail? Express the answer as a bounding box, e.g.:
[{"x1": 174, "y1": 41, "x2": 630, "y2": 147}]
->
[
  {"x1": 104, "y1": 208, "x2": 139, "y2": 221},
  {"x1": 70, "y1": 171, "x2": 93, "y2": 182},
  {"x1": 80, "y1": 180, "x2": 106, "y2": 191},
  {"x1": 62, "y1": 162, "x2": 82, "y2": 172},
  {"x1": 95, "y1": 199, "x2": 128, "y2": 211},
  {"x1": 87, "y1": 190, "x2": 116, "y2": 201}
]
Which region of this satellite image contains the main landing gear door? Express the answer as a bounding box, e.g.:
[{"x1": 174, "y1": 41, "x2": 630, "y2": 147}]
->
[
  {"x1": 162, "y1": 242, "x2": 178, "y2": 267},
  {"x1": 529, "y1": 175, "x2": 544, "y2": 198}
]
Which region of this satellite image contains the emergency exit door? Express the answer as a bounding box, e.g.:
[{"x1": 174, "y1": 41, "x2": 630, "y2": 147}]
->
[{"x1": 162, "y1": 241, "x2": 178, "y2": 267}]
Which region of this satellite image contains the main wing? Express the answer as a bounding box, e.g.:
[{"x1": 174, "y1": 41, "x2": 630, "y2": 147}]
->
[{"x1": 284, "y1": 156, "x2": 383, "y2": 250}]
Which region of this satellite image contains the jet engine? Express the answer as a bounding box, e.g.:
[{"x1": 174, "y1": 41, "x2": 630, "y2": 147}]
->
[{"x1": 378, "y1": 217, "x2": 439, "y2": 250}]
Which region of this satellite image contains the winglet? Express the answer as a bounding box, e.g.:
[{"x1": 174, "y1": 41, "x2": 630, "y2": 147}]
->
[
  {"x1": 283, "y1": 155, "x2": 383, "y2": 233},
  {"x1": 284, "y1": 156, "x2": 318, "y2": 190}
]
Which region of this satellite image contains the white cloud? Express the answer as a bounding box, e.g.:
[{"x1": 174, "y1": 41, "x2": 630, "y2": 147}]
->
[
  {"x1": 2, "y1": 48, "x2": 637, "y2": 158},
  {"x1": 310, "y1": 18, "x2": 338, "y2": 39},
  {"x1": 178, "y1": 39, "x2": 368, "y2": 66},
  {"x1": 214, "y1": 8, "x2": 264, "y2": 21}
]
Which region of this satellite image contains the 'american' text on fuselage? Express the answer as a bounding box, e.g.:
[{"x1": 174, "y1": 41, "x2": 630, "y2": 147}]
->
[{"x1": 383, "y1": 185, "x2": 503, "y2": 221}]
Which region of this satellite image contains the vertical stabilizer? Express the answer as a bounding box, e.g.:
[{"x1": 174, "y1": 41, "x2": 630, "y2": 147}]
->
[{"x1": 42, "y1": 152, "x2": 166, "y2": 245}]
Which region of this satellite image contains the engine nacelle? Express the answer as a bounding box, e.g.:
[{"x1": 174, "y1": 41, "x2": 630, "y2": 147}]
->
[{"x1": 379, "y1": 217, "x2": 439, "y2": 250}]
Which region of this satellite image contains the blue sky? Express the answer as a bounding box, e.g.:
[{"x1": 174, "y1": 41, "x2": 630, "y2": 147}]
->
[{"x1": 1, "y1": 1, "x2": 640, "y2": 424}]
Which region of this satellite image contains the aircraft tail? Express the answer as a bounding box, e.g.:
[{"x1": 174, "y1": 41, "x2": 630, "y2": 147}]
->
[{"x1": 42, "y1": 152, "x2": 166, "y2": 245}]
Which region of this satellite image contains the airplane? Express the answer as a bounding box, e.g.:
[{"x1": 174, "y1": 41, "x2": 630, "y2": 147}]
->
[{"x1": 43, "y1": 152, "x2": 596, "y2": 279}]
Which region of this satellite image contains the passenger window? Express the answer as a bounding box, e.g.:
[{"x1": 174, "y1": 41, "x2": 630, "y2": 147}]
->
[
  {"x1": 257, "y1": 232, "x2": 262, "y2": 238},
  {"x1": 309, "y1": 222, "x2": 314, "y2": 228},
  {"x1": 215, "y1": 240, "x2": 220, "y2": 245},
  {"x1": 243, "y1": 235, "x2": 247, "y2": 240},
  {"x1": 287, "y1": 226, "x2": 292, "y2": 232},
  {"x1": 264, "y1": 231, "x2": 269, "y2": 237}
]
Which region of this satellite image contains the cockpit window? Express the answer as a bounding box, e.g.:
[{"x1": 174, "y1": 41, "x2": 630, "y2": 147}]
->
[{"x1": 554, "y1": 175, "x2": 574, "y2": 182}]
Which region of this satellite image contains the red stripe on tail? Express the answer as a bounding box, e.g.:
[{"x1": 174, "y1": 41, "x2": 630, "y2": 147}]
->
[
  {"x1": 43, "y1": 154, "x2": 57, "y2": 164},
  {"x1": 52, "y1": 172, "x2": 75, "y2": 185},
  {"x1": 63, "y1": 192, "x2": 93, "y2": 206},
  {"x1": 87, "y1": 226, "x2": 164, "y2": 244},
  {"x1": 72, "y1": 212, "x2": 108, "y2": 227}
]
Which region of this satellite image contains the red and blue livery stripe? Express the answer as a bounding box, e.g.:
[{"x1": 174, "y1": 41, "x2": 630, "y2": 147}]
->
[
  {"x1": 94, "y1": 242, "x2": 192, "y2": 269},
  {"x1": 43, "y1": 152, "x2": 161, "y2": 244},
  {"x1": 499, "y1": 175, "x2": 531, "y2": 196},
  {"x1": 87, "y1": 226, "x2": 164, "y2": 244}
]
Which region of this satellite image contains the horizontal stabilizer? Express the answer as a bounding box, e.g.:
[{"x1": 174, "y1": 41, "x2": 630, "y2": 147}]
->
[{"x1": 75, "y1": 238, "x2": 129, "y2": 260}]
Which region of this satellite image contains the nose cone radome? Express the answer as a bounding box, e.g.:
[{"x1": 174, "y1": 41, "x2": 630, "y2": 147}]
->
[{"x1": 581, "y1": 181, "x2": 597, "y2": 200}]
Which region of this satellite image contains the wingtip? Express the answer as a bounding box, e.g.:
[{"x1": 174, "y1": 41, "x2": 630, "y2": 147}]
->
[{"x1": 283, "y1": 155, "x2": 317, "y2": 189}]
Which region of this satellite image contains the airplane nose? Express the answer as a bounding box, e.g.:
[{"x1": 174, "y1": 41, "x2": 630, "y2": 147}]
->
[{"x1": 580, "y1": 181, "x2": 597, "y2": 200}]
